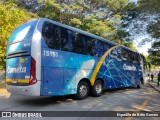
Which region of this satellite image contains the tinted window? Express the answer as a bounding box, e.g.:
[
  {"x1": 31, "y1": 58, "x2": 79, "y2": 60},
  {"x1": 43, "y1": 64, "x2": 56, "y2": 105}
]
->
[
  {"x1": 133, "y1": 53, "x2": 140, "y2": 64},
  {"x1": 117, "y1": 47, "x2": 122, "y2": 60},
  {"x1": 111, "y1": 47, "x2": 122, "y2": 61},
  {"x1": 84, "y1": 39, "x2": 105, "y2": 57},
  {"x1": 42, "y1": 22, "x2": 69, "y2": 51},
  {"x1": 103, "y1": 42, "x2": 113, "y2": 52},
  {"x1": 86, "y1": 37, "x2": 95, "y2": 56},
  {"x1": 121, "y1": 48, "x2": 130, "y2": 62},
  {"x1": 42, "y1": 21, "x2": 115, "y2": 58},
  {"x1": 119, "y1": 47, "x2": 141, "y2": 64},
  {"x1": 94, "y1": 40, "x2": 104, "y2": 57},
  {"x1": 71, "y1": 32, "x2": 86, "y2": 54}
]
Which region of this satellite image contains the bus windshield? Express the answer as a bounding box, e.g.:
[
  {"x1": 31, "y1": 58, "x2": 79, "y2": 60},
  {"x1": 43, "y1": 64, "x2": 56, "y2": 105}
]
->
[{"x1": 9, "y1": 20, "x2": 37, "y2": 44}]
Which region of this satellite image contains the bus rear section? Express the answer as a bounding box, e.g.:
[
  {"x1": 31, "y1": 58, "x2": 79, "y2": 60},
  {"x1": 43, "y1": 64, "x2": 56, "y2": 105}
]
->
[{"x1": 6, "y1": 20, "x2": 41, "y2": 96}]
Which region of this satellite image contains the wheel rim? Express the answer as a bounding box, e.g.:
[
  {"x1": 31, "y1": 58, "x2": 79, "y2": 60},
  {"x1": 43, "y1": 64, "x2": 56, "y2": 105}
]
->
[
  {"x1": 95, "y1": 83, "x2": 102, "y2": 94},
  {"x1": 79, "y1": 85, "x2": 88, "y2": 97}
]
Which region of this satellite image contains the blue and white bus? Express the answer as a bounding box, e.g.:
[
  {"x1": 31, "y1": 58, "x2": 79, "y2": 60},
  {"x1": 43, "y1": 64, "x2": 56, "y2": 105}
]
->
[{"x1": 6, "y1": 18, "x2": 144, "y2": 99}]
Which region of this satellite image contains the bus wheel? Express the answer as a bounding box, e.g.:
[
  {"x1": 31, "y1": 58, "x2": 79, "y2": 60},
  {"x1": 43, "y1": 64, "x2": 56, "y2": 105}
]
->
[
  {"x1": 92, "y1": 80, "x2": 103, "y2": 97},
  {"x1": 137, "y1": 85, "x2": 140, "y2": 89},
  {"x1": 75, "y1": 81, "x2": 89, "y2": 100},
  {"x1": 137, "y1": 81, "x2": 141, "y2": 89}
]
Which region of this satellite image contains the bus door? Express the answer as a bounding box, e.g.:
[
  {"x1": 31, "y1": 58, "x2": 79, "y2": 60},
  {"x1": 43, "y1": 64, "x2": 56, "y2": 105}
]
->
[{"x1": 42, "y1": 67, "x2": 64, "y2": 96}]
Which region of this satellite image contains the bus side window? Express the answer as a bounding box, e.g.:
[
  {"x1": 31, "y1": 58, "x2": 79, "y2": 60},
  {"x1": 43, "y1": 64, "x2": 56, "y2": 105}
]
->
[
  {"x1": 94, "y1": 40, "x2": 104, "y2": 57},
  {"x1": 116, "y1": 47, "x2": 122, "y2": 61},
  {"x1": 138, "y1": 54, "x2": 141, "y2": 65},
  {"x1": 66, "y1": 30, "x2": 73, "y2": 51},
  {"x1": 110, "y1": 47, "x2": 122, "y2": 61},
  {"x1": 59, "y1": 27, "x2": 69, "y2": 51},
  {"x1": 134, "y1": 53, "x2": 140, "y2": 65},
  {"x1": 42, "y1": 22, "x2": 50, "y2": 39},
  {"x1": 127, "y1": 51, "x2": 132, "y2": 63},
  {"x1": 42, "y1": 22, "x2": 58, "y2": 49},
  {"x1": 104, "y1": 44, "x2": 109, "y2": 52},
  {"x1": 86, "y1": 37, "x2": 95, "y2": 56},
  {"x1": 42, "y1": 22, "x2": 71, "y2": 51},
  {"x1": 72, "y1": 32, "x2": 86, "y2": 54},
  {"x1": 110, "y1": 48, "x2": 117, "y2": 59},
  {"x1": 121, "y1": 49, "x2": 129, "y2": 61},
  {"x1": 129, "y1": 52, "x2": 134, "y2": 63}
]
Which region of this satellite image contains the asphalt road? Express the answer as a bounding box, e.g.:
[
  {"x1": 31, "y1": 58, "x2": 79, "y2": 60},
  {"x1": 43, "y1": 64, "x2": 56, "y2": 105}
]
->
[{"x1": 0, "y1": 84, "x2": 160, "y2": 120}]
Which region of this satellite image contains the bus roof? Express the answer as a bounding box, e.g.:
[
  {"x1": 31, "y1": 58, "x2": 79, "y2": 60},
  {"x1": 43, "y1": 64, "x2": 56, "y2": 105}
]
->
[{"x1": 39, "y1": 18, "x2": 138, "y2": 54}]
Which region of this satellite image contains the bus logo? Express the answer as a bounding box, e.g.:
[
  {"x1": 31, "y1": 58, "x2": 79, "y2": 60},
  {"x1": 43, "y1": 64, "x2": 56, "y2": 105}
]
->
[
  {"x1": 20, "y1": 58, "x2": 28, "y2": 63},
  {"x1": 7, "y1": 66, "x2": 26, "y2": 73},
  {"x1": 123, "y1": 64, "x2": 137, "y2": 71}
]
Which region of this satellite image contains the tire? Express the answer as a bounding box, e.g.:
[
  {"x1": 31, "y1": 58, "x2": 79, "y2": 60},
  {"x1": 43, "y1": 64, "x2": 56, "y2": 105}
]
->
[
  {"x1": 75, "y1": 81, "x2": 89, "y2": 100},
  {"x1": 137, "y1": 80, "x2": 141, "y2": 89},
  {"x1": 137, "y1": 84, "x2": 140, "y2": 89},
  {"x1": 92, "y1": 80, "x2": 103, "y2": 97}
]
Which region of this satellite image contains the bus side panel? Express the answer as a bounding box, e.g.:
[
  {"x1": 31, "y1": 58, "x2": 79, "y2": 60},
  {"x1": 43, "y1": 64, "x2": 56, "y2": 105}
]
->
[
  {"x1": 97, "y1": 56, "x2": 140, "y2": 89},
  {"x1": 42, "y1": 67, "x2": 64, "y2": 96},
  {"x1": 97, "y1": 59, "x2": 126, "y2": 89},
  {"x1": 41, "y1": 48, "x2": 96, "y2": 95},
  {"x1": 63, "y1": 68, "x2": 77, "y2": 95}
]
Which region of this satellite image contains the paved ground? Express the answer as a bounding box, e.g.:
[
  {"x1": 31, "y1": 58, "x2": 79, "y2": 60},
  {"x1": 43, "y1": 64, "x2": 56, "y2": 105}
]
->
[
  {"x1": 0, "y1": 84, "x2": 160, "y2": 120},
  {"x1": 148, "y1": 82, "x2": 160, "y2": 93},
  {"x1": 0, "y1": 75, "x2": 5, "y2": 89}
]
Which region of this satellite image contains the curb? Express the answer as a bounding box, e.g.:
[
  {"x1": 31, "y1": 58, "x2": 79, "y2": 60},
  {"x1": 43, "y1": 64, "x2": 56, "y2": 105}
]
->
[
  {"x1": 0, "y1": 88, "x2": 10, "y2": 98},
  {"x1": 148, "y1": 83, "x2": 160, "y2": 93}
]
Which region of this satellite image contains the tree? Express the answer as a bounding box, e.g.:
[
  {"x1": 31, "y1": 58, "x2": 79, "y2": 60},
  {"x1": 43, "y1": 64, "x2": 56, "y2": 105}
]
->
[
  {"x1": 0, "y1": 0, "x2": 37, "y2": 69},
  {"x1": 14, "y1": 0, "x2": 136, "y2": 44},
  {"x1": 0, "y1": 0, "x2": 141, "y2": 69},
  {"x1": 137, "y1": 0, "x2": 160, "y2": 65},
  {"x1": 14, "y1": 0, "x2": 40, "y2": 13},
  {"x1": 124, "y1": 42, "x2": 137, "y2": 51},
  {"x1": 38, "y1": 0, "x2": 61, "y2": 22},
  {"x1": 148, "y1": 41, "x2": 160, "y2": 66},
  {"x1": 7, "y1": 0, "x2": 142, "y2": 43},
  {"x1": 138, "y1": 0, "x2": 160, "y2": 39}
]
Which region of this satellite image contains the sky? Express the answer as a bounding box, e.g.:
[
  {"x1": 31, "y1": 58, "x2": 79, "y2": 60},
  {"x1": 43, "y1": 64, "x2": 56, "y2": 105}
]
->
[
  {"x1": 133, "y1": 35, "x2": 152, "y2": 55},
  {"x1": 131, "y1": 14, "x2": 158, "y2": 55},
  {"x1": 129, "y1": 0, "x2": 138, "y2": 4}
]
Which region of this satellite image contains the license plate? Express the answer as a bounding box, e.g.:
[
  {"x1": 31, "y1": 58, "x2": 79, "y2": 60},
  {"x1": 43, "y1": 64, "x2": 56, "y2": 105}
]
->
[{"x1": 12, "y1": 79, "x2": 17, "y2": 83}]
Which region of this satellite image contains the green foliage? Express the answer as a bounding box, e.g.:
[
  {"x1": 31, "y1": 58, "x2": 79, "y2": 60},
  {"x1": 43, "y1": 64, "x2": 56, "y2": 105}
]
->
[
  {"x1": 107, "y1": 0, "x2": 128, "y2": 14},
  {"x1": 38, "y1": 0, "x2": 131, "y2": 44},
  {"x1": 138, "y1": 0, "x2": 160, "y2": 39},
  {"x1": 138, "y1": 0, "x2": 160, "y2": 66},
  {"x1": 139, "y1": 0, "x2": 160, "y2": 14},
  {"x1": 82, "y1": 16, "x2": 116, "y2": 40},
  {"x1": 0, "y1": 1, "x2": 37, "y2": 69},
  {"x1": 38, "y1": 0, "x2": 61, "y2": 21},
  {"x1": 1, "y1": 0, "x2": 142, "y2": 70},
  {"x1": 70, "y1": 18, "x2": 82, "y2": 28},
  {"x1": 147, "y1": 19, "x2": 160, "y2": 39},
  {"x1": 148, "y1": 41, "x2": 160, "y2": 66},
  {"x1": 124, "y1": 42, "x2": 137, "y2": 51}
]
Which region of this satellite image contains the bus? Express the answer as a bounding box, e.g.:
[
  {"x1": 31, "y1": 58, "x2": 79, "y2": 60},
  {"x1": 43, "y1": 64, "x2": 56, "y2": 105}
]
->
[
  {"x1": 6, "y1": 18, "x2": 144, "y2": 99},
  {"x1": 140, "y1": 54, "x2": 150, "y2": 83}
]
